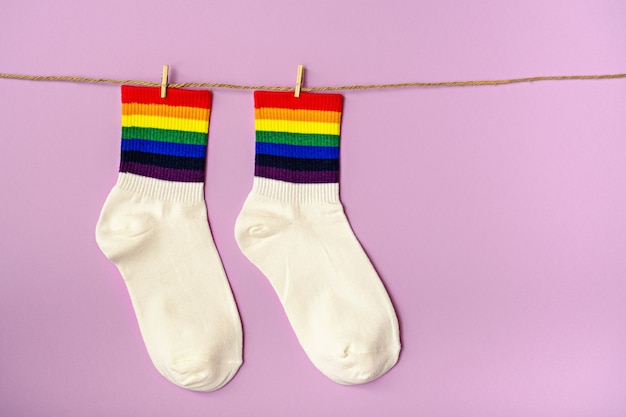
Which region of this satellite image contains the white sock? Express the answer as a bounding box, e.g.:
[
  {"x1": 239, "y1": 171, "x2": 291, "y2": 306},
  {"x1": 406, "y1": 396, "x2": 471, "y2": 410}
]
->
[
  {"x1": 96, "y1": 86, "x2": 242, "y2": 391},
  {"x1": 235, "y1": 91, "x2": 400, "y2": 384}
]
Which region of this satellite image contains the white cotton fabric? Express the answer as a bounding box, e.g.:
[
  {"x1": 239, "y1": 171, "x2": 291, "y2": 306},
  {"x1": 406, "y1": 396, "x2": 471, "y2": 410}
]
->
[
  {"x1": 96, "y1": 173, "x2": 242, "y2": 391},
  {"x1": 235, "y1": 177, "x2": 400, "y2": 385}
]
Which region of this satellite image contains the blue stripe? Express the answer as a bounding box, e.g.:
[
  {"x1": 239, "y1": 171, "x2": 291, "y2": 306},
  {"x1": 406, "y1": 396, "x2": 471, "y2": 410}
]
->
[
  {"x1": 255, "y1": 142, "x2": 339, "y2": 159},
  {"x1": 121, "y1": 138, "x2": 206, "y2": 158}
]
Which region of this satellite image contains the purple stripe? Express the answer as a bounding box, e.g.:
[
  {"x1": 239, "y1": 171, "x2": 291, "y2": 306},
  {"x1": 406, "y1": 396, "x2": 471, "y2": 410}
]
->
[
  {"x1": 120, "y1": 162, "x2": 204, "y2": 182},
  {"x1": 255, "y1": 166, "x2": 338, "y2": 183}
]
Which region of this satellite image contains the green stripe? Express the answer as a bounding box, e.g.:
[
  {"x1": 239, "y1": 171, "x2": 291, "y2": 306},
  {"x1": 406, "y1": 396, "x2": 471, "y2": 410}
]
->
[
  {"x1": 256, "y1": 131, "x2": 339, "y2": 147},
  {"x1": 122, "y1": 127, "x2": 207, "y2": 145}
]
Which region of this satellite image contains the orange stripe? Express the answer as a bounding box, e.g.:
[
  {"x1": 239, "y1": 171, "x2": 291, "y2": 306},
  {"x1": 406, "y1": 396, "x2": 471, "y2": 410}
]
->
[
  {"x1": 255, "y1": 108, "x2": 341, "y2": 123},
  {"x1": 122, "y1": 103, "x2": 209, "y2": 121}
]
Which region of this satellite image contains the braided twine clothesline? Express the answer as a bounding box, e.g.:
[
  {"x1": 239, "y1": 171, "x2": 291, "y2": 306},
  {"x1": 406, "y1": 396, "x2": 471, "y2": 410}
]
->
[{"x1": 1, "y1": 72, "x2": 625, "y2": 92}]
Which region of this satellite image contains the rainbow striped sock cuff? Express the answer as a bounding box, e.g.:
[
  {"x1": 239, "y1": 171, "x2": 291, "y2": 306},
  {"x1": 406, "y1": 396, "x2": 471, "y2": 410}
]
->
[
  {"x1": 120, "y1": 86, "x2": 211, "y2": 183},
  {"x1": 254, "y1": 91, "x2": 343, "y2": 184}
]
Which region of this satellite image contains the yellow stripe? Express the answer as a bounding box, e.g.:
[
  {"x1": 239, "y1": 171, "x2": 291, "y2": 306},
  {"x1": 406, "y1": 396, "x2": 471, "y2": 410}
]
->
[
  {"x1": 255, "y1": 119, "x2": 340, "y2": 135},
  {"x1": 255, "y1": 108, "x2": 341, "y2": 123},
  {"x1": 122, "y1": 115, "x2": 209, "y2": 133},
  {"x1": 122, "y1": 103, "x2": 209, "y2": 121}
]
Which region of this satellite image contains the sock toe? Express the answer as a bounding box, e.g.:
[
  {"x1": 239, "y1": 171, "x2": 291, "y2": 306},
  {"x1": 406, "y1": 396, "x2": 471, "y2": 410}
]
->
[
  {"x1": 159, "y1": 357, "x2": 242, "y2": 392},
  {"x1": 310, "y1": 346, "x2": 400, "y2": 385}
]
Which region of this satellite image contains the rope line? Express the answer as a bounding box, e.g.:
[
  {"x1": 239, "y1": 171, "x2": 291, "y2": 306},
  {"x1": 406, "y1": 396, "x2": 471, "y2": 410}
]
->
[{"x1": 1, "y1": 72, "x2": 625, "y2": 91}]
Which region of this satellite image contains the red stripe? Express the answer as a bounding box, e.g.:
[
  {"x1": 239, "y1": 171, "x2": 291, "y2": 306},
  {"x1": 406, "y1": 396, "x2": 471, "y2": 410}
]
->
[
  {"x1": 122, "y1": 85, "x2": 212, "y2": 109},
  {"x1": 254, "y1": 91, "x2": 343, "y2": 112}
]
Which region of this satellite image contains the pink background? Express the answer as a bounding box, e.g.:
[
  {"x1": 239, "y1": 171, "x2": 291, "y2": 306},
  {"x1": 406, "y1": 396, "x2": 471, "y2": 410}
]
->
[{"x1": 2, "y1": 1, "x2": 626, "y2": 416}]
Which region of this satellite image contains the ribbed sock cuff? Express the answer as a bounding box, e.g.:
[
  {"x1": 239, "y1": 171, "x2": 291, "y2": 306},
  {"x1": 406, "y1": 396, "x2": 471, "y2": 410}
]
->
[
  {"x1": 116, "y1": 172, "x2": 205, "y2": 203},
  {"x1": 119, "y1": 86, "x2": 212, "y2": 183},
  {"x1": 251, "y1": 177, "x2": 340, "y2": 204},
  {"x1": 254, "y1": 91, "x2": 343, "y2": 112},
  {"x1": 253, "y1": 91, "x2": 343, "y2": 184}
]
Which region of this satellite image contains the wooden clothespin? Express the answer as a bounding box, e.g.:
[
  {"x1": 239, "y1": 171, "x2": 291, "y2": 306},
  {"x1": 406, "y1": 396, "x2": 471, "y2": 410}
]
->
[
  {"x1": 294, "y1": 65, "x2": 304, "y2": 98},
  {"x1": 160, "y1": 65, "x2": 169, "y2": 98}
]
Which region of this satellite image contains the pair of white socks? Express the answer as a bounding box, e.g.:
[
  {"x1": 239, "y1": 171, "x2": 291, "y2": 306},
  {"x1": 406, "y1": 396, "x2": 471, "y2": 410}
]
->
[{"x1": 95, "y1": 86, "x2": 400, "y2": 391}]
